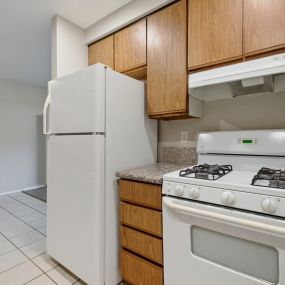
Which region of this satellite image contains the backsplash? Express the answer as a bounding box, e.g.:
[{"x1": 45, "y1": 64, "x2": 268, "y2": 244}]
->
[
  {"x1": 159, "y1": 91, "x2": 285, "y2": 143},
  {"x1": 160, "y1": 146, "x2": 198, "y2": 165}
]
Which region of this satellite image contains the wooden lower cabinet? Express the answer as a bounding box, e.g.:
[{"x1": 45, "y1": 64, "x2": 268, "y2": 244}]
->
[
  {"x1": 121, "y1": 250, "x2": 163, "y2": 285},
  {"x1": 120, "y1": 180, "x2": 162, "y2": 210},
  {"x1": 119, "y1": 179, "x2": 163, "y2": 284},
  {"x1": 121, "y1": 226, "x2": 163, "y2": 265},
  {"x1": 120, "y1": 202, "x2": 162, "y2": 237}
]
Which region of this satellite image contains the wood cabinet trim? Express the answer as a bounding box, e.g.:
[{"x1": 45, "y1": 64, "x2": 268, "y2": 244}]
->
[
  {"x1": 116, "y1": 63, "x2": 147, "y2": 74},
  {"x1": 123, "y1": 65, "x2": 147, "y2": 80},
  {"x1": 148, "y1": 108, "x2": 188, "y2": 116},
  {"x1": 189, "y1": 55, "x2": 243, "y2": 71},
  {"x1": 244, "y1": 44, "x2": 285, "y2": 58}
]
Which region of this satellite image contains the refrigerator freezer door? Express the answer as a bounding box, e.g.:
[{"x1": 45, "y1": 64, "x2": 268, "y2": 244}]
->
[
  {"x1": 47, "y1": 134, "x2": 105, "y2": 285},
  {"x1": 49, "y1": 64, "x2": 106, "y2": 134}
]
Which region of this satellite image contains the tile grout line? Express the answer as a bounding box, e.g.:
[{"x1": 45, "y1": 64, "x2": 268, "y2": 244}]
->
[
  {"x1": 22, "y1": 272, "x2": 57, "y2": 285},
  {"x1": 0, "y1": 193, "x2": 84, "y2": 284},
  {"x1": 7, "y1": 194, "x2": 46, "y2": 215},
  {"x1": 0, "y1": 195, "x2": 46, "y2": 238},
  {"x1": 0, "y1": 195, "x2": 64, "y2": 284},
  {"x1": 0, "y1": 205, "x2": 46, "y2": 240},
  {"x1": 0, "y1": 194, "x2": 48, "y2": 280}
]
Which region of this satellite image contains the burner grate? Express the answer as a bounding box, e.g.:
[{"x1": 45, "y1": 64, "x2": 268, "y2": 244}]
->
[
  {"x1": 252, "y1": 167, "x2": 285, "y2": 189},
  {"x1": 179, "y1": 164, "x2": 233, "y2": 180}
]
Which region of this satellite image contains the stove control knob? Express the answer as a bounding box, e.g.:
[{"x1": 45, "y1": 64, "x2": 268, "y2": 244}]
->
[
  {"x1": 221, "y1": 191, "x2": 235, "y2": 206},
  {"x1": 189, "y1": 187, "x2": 200, "y2": 199},
  {"x1": 164, "y1": 182, "x2": 172, "y2": 194},
  {"x1": 262, "y1": 198, "x2": 277, "y2": 214},
  {"x1": 174, "y1": 184, "x2": 184, "y2": 197}
]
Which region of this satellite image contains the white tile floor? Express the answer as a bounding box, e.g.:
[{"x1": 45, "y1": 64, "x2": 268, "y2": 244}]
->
[{"x1": 0, "y1": 192, "x2": 86, "y2": 285}]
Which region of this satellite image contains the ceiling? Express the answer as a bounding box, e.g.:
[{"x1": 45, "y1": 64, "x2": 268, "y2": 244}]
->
[{"x1": 0, "y1": 0, "x2": 132, "y2": 87}]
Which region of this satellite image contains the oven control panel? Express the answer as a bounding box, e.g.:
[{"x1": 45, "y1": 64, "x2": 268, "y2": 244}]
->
[{"x1": 163, "y1": 181, "x2": 285, "y2": 217}]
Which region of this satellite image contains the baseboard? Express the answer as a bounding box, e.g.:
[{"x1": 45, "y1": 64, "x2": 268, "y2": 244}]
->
[{"x1": 0, "y1": 184, "x2": 46, "y2": 196}]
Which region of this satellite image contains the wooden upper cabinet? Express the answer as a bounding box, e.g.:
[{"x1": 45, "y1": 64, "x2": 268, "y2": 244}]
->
[
  {"x1": 114, "y1": 19, "x2": 147, "y2": 73},
  {"x1": 244, "y1": 0, "x2": 285, "y2": 56},
  {"x1": 188, "y1": 0, "x2": 243, "y2": 69},
  {"x1": 88, "y1": 35, "x2": 114, "y2": 68},
  {"x1": 147, "y1": 0, "x2": 188, "y2": 118}
]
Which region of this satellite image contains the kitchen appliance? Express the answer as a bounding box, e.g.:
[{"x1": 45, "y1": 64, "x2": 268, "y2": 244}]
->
[
  {"x1": 43, "y1": 64, "x2": 157, "y2": 285},
  {"x1": 189, "y1": 53, "x2": 285, "y2": 101},
  {"x1": 163, "y1": 130, "x2": 285, "y2": 285}
]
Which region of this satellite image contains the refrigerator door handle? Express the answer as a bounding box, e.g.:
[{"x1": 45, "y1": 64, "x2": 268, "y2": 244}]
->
[{"x1": 43, "y1": 93, "x2": 51, "y2": 135}]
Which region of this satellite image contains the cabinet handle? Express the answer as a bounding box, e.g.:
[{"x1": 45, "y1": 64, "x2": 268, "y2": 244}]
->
[
  {"x1": 43, "y1": 83, "x2": 51, "y2": 135},
  {"x1": 164, "y1": 197, "x2": 285, "y2": 237}
]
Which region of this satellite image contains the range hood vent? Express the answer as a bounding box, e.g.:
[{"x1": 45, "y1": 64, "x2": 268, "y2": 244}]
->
[
  {"x1": 230, "y1": 76, "x2": 274, "y2": 97},
  {"x1": 189, "y1": 53, "x2": 285, "y2": 101}
]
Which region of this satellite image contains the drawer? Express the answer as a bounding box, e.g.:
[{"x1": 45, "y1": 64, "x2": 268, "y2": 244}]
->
[
  {"x1": 120, "y1": 203, "x2": 162, "y2": 237},
  {"x1": 121, "y1": 249, "x2": 163, "y2": 285},
  {"x1": 119, "y1": 180, "x2": 162, "y2": 210},
  {"x1": 121, "y1": 226, "x2": 163, "y2": 265}
]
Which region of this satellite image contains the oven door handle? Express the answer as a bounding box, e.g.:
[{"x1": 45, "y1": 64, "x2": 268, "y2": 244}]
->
[{"x1": 164, "y1": 197, "x2": 285, "y2": 237}]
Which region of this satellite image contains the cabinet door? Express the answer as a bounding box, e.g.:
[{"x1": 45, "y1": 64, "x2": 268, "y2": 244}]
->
[
  {"x1": 188, "y1": 0, "x2": 243, "y2": 69},
  {"x1": 120, "y1": 203, "x2": 162, "y2": 237},
  {"x1": 147, "y1": 0, "x2": 187, "y2": 117},
  {"x1": 119, "y1": 180, "x2": 162, "y2": 210},
  {"x1": 115, "y1": 19, "x2": 146, "y2": 73},
  {"x1": 121, "y1": 250, "x2": 163, "y2": 285},
  {"x1": 244, "y1": 0, "x2": 285, "y2": 56},
  {"x1": 88, "y1": 35, "x2": 114, "y2": 68}
]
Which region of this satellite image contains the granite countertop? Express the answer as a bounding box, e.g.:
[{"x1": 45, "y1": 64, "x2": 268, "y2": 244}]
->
[{"x1": 116, "y1": 163, "x2": 192, "y2": 185}]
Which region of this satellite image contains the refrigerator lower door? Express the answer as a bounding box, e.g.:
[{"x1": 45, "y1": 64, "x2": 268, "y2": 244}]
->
[{"x1": 47, "y1": 134, "x2": 105, "y2": 285}]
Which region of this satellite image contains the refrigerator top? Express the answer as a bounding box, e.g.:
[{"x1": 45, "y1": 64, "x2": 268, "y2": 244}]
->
[{"x1": 49, "y1": 64, "x2": 107, "y2": 134}]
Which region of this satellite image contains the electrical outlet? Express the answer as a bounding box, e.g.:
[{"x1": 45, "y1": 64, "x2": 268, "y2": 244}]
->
[{"x1": 181, "y1": 131, "x2": 188, "y2": 143}]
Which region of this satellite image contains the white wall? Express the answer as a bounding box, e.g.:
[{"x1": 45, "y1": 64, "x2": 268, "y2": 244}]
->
[
  {"x1": 0, "y1": 79, "x2": 47, "y2": 194},
  {"x1": 159, "y1": 91, "x2": 285, "y2": 144},
  {"x1": 52, "y1": 16, "x2": 88, "y2": 79},
  {"x1": 52, "y1": 1, "x2": 175, "y2": 76},
  {"x1": 85, "y1": 0, "x2": 175, "y2": 43}
]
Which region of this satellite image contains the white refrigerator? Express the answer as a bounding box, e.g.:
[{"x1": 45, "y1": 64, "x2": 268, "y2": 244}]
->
[{"x1": 43, "y1": 64, "x2": 157, "y2": 285}]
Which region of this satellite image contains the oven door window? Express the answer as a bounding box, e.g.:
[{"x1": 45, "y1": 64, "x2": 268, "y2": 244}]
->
[{"x1": 191, "y1": 226, "x2": 279, "y2": 284}]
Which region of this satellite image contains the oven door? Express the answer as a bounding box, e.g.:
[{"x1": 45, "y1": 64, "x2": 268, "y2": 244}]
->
[{"x1": 163, "y1": 197, "x2": 285, "y2": 285}]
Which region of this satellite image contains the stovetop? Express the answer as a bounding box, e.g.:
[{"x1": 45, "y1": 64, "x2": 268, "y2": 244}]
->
[
  {"x1": 252, "y1": 167, "x2": 285, "y2": 189},
  {"x1": 164, "y1": 165, "x2": 285, "y2": 198},
  {"x1": 178, "y1": 164, "x2": 285, "y2": 190},
  {"x1": 179, "y1": 163, "x2": 232, "y2": 181}
]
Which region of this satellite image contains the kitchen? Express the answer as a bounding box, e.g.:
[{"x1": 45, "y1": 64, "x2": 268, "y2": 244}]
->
[{"x1": 1, "y1": 0, "x2": 285, "y2": 284}]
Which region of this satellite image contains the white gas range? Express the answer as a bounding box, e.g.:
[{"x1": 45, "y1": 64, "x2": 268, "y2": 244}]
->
[{"x1": 162, "y1": 130, "x2": 285, "y2": 285}]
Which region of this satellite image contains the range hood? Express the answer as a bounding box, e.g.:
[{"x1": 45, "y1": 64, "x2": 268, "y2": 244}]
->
[{"x1": 189, "y1": 53, "x2": 285, "y2": 102}]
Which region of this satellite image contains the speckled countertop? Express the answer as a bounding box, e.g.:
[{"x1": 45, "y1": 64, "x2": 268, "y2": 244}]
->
[{"x1": 116, "y1": 163, "x2": 192, "y2": 185}]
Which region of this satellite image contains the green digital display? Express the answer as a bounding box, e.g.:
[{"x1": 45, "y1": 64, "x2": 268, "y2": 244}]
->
[{"x1": 242, "y1": 139, "x2": 253, "y2": 144}]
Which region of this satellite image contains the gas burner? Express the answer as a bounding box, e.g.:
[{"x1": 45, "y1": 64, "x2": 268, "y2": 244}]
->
[
  {"x1": 179, "y1": 164, "x2": 233, "y2": 180},
  {"x1": 252, "y1": 167, "x2": 285, "y2": 189}
]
